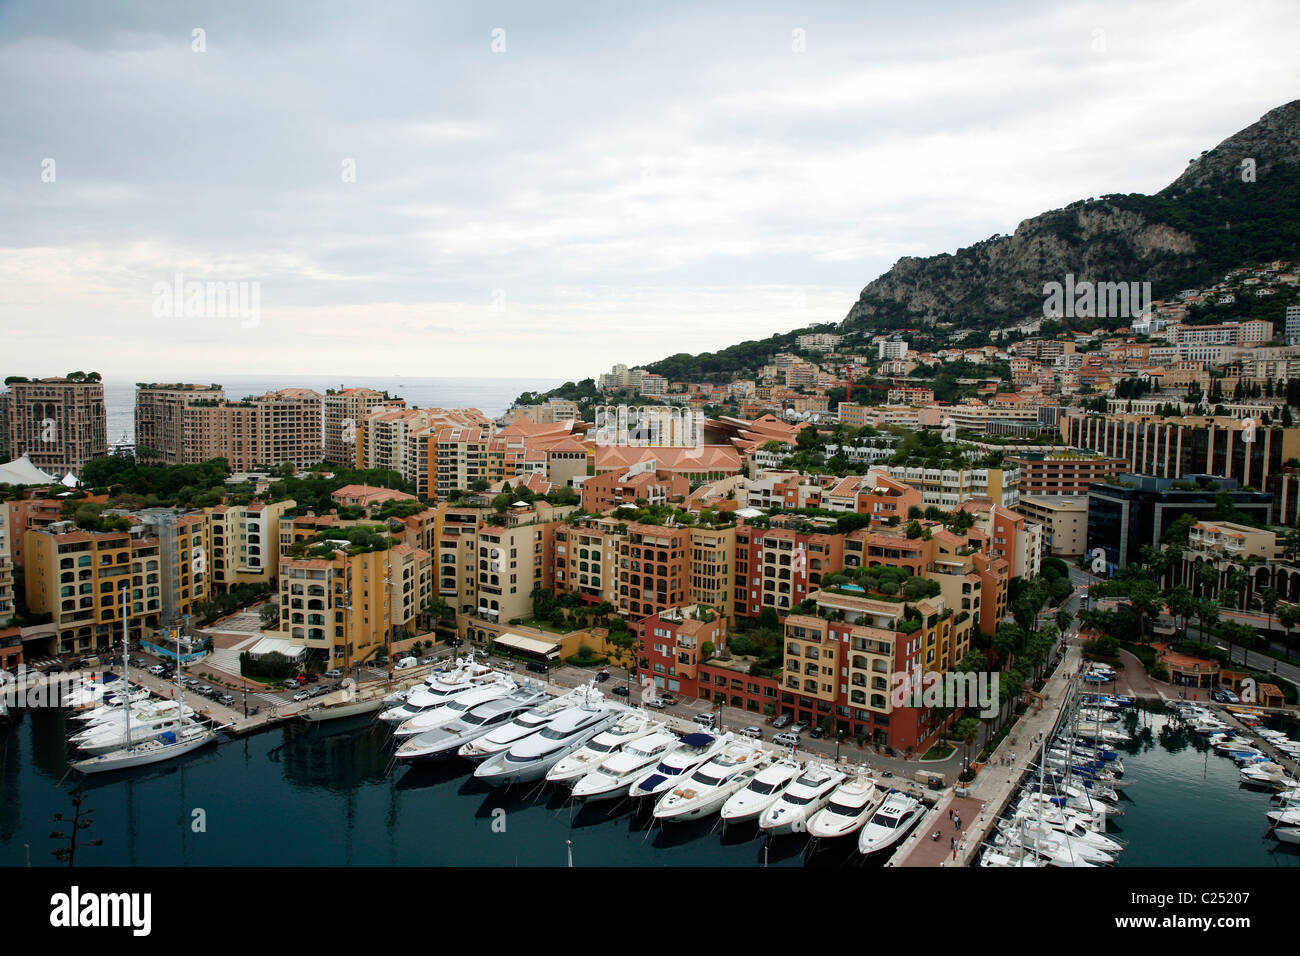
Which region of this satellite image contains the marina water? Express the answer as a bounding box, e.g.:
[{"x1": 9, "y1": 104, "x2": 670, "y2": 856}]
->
[{"x1": 6, "y1": 706, "x2": 1299, "y2": 866}]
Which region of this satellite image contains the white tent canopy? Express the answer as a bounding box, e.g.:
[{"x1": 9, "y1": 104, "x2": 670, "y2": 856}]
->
[
  {"x1": 492, "y1": 633, "x2": 561, "y2": 660},
  {"x1": 246, "y1": 637, "x2": 307, "y2": 661},
  {"x1": 0, "y1": 454, "x2": 57, "y2": 486}
]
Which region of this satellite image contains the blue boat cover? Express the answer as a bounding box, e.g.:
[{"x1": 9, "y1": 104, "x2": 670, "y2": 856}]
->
[
  {"x1": 161, "y1": 731, "x2": 177, "y2": 743},
  {"x1": 680, "y1": 732, "x2": 715, "y2": 746},
  {"x1": 638, "y1": 774, "x2": 667, "y2": 791}
]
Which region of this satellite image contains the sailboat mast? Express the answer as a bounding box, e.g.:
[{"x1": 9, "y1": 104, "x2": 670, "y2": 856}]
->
[{"x1": 123, "y1": 586, "x2": 131, "y2": 750}]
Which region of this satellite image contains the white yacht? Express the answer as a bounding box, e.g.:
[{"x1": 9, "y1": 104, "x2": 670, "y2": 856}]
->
[
  {"x1": 652, "y1": 741, "x2": 770, "y2": 823},
  {"x1": 627, "y1": 732, "x2": 728, "y2": 800},
  {"x1": 1275, "y1": 825, "x2": 1300, "y2": 845},
  {"x1": 1242, "y1": 762, "x2": 1297, "y2": 791},
  {"x1": 383, "y1": 656, "x2": 498, "y2": 704},
  {"x1": 379, "y1": 672, "x2": 512, "y2": 725},
  {"x1": 806, "y1": 773, "x2": 881, "y2": 839},
  {"x1": 720, "y1": 758, "x2": 804, "y2": 823},
  {"x1": 392, "y1": 681, "x2": 518, "y2": 737},
  {"x1": 857, "y1": 792, "x2": 923, "y2": 854},
  {"x1": 759, "y1": 762, "x2": 845, "y2": 835},
  {"x1": 992, "y1": 825, "x2": 1116, "y2": 865},
  {"x1": 73, "y1": 698, "x2": 194, "y2": 726},
  {"x1": 457, "y1": 686, "x2": 595, "y2": 761},
  {"x1": 570, "y1": 730, "x2": 683, "y2": 802},
  {"x1": 72, "y1": 713, "x2": 200, "y2": 755},
  {"x1": 547, "y1": 711, "x2": 662, "y2": 786},
  {"x1": 72, "y1": 723, "x2": 216, "y2": 773},
  {"x1": 474, "y1": 702, "x2": 621, "y2": 786},
  {"x1": 394, "y1": 688, "x2": 550, "y2": 763}
]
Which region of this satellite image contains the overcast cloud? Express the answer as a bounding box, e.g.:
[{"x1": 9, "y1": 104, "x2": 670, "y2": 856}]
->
[{"x1": 1, "y1": 0, "x2": 1298, "y2": 380}]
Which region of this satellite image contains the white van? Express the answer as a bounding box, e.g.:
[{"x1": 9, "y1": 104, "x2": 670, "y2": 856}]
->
[{"x1": 394, "y1": 656, "x2": 418, "y2": 670}]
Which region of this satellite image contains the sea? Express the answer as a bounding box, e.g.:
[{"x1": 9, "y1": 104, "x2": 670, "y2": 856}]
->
[
  {"x1": 102, "y1": 375, "x2": 567, "y2": 446},
  {"x1": 1, "y1": 705, "x2": 1298, "y2": 866}
]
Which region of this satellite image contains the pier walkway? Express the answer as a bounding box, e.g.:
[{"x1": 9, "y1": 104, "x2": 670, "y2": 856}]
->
[{"x1": 889, "y1": 641, "x2": 1082, "y2": 867}]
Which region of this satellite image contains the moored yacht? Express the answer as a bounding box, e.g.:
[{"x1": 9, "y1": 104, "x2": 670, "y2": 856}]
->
[
  {"x1": 379, "y1": 671, "x2": 512, "y2": 725},
  {"x1": 474, "y1": 702, "x2": 621, "y2": 786},
  {"x1": 627, "y1": 732, "x2": 728, "y2": 800},
  {"x1": 758, "y1": 762, "x2": 846, "y2": 835},
  {"x1": 569, "y1": 730, "x2": 681, "y2": 801},
  {"x1": 547, "y1": 711, "x2": 661, "y2": 786},
  {"x1": 652, "y1": 740, "x2": 769, "y2": 823},
  {"x1": 857, "y1": 791, "x2": 923, "y2": 854},
  {"x1": 392, "y1": 680, "x2": 518, "y2": 737},
  {"x1": 394, "y1": 688, "x2": 551, "y2": 763},
  {"x1": 806, "y1": 773, "x2": 881, "y2": 839},
  {"x1": 720, "y1": 757, "x2": 803, "y2": 823},
  {"x1": 457, "y1": 685, "x2": 595, "y2": 761}
]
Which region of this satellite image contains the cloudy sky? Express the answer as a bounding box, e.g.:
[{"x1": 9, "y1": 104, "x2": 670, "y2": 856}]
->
[{"x1": 1, "y1": 0, "x2": 1298, "y2": 383}]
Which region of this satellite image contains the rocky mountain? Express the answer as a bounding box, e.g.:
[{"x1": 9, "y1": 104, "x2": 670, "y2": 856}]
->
[{"x1": 840, "y1": 99, "x2": 1300, "y2": 333}]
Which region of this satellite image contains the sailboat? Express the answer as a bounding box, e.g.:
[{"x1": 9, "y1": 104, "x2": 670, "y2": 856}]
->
[{"x1": 72, "y1": 600, "x2": 217, "y2": 775}]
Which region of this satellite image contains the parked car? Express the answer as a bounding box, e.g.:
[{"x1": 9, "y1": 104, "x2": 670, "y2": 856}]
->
[
  {"x1": 659, "y1": 693, "x2": 678, "y2": 706},
  {"x1": 198, "y1": 685, "x2": 214, "y2": 696},
  {"x1": 498, "y1": 662, "x2": 516, "y2": 671},
  {"x1": 421, "y1": 656, "x2": 437, "y2": 665},
  {"x1": 283, "y1": 678, "x2": 300, "y2": 690},
  {"x1": 740, "y1": 726, "x2": 762, "y2": 740},
  {"x1": 772, "y1": 713, "x2": 793, "y2": 729},
  {"x1": 394, "y1": 656, "x2": 418, "y2": 670},
  {"x1": 644, "y1": 697, "x2": 667, "y2": 709},
  {"x1": 809, "y1": 725, "x2": 826, "y2": 739},
  {"x1": 773, "y1": 731, "x2": 802, "y2": 748},
  {"x1": 293, "y1": 690, "x2": 311, "y2": 702},
  {"x1": 309, "y1": 686, "x2": 326, "y2": 698},
  {"x1": 306, "y1": 673, "x2": 319, "y2": 683},
  {"x1": 525, "y1": 661, "x2": 548, "y2": 674},
  {"x1": 148, "y1": 664, "x2": 166, "y2": 676},
  {"x1": 612, "y1": 685, "x2": 630, "y2": 697},
  {"x1": 218, "y1": 694, "x2": 235, "y2": 706},
  {"x1": 693, "y1": 713, "x2": 717, "y2": 729},
  {"x1": 790, "y1": 721, "x2": 809, "y2": 735},
  {"x1": 1219, "y1": 686, "x2": 1240, "y2": 704},
  {"x1": 325, "y1": 668, "x2": 343, "y2": 679},
  {"x1": 595, "y1": 670, "x2": 610, "y2": 683}
]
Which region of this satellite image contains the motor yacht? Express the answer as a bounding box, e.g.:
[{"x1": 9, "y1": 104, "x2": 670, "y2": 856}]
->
[
  {"x1": 473, "y1": 702, "x2": 621, "y2": 786},
  {"x1": 570, "y1": 730, "x2": 683, "y2": 801},
  {"x1": 806, "y1": 773, "x2": 881, "y2": 839},
  {"x1": 457, "y1": 686, "x2": 594, "y2": 761},
  {"x1": 379, "y1": 671, "x2": 513, "y2": 725},
  {"x1": 394, "y1": 688, "x2": 551, "y2": 763},
  {"x1": 628, "y1": 732, "x2": 728, "y2": 800},
  {"x1": 857, "y1": 792, "x2": 924, "y2": 854},
  {"x1": 547, "y1": 711, "x2": 661, "y2": 785},
  {"x1": 758, "y1": 762, "x2": 846, "y2": 835},
  {"x1": 392, "y1": 680, "x2": 519, "y2": 737},
  {"x1": 720, "y1": 757, "x2": 804, "y2": 823},
  {"x1": 653, "y1": 741, "x2": 770, "y2": 823}
]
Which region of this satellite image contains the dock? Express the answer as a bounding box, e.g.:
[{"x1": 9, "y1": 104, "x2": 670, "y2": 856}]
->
[{"x1": 888, "y1": 642, "x2": 1083, "y2": 867}]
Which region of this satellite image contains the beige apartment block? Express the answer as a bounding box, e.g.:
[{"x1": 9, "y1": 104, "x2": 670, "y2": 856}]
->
[
  {"x1": 134, "y1": 383, "x2": 226, "y2": 464},
  {"x1": 323, "y1": 387, "x2": 406, "y2": 466},
  {"x1": 4, "y1": 377, "x2": 108, "y2": 476}
]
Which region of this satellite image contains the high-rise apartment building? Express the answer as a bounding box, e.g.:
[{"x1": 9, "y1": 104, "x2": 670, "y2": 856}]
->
[
  {"x1": 4, "y1": 375, "x2": 108, "y2": 477},
  {"x1": 323, "y1": 387, "x2": 406, "y2": 466},
  {"x1": 134, "y1": 383, "x2": 226, "y2": 464}
]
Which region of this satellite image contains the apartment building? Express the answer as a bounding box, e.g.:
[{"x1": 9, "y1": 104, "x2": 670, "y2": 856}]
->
[
  {"x1": 579, "y1": 466, "x2": 689, "y2": 512},
  {"x1": 24, "y1": 510, "x2": 211, "y2": 655},
  {"x1": 134, "y1": 384, "x2": 226, "y2": 464},
  {"x1": 4, "y1": 376, "x2": 108, "y2": 477},
  {"x1": 207, "y1": 499, "x2": 294, "y2": 592},
  {"x1": 277, "y1": 541, "x2": 432, "y2": 668},
  {"x1": 360, "y1": 407, "x2": 494, "y2": 500},
  {"x1": 554, "y1": 518, "x2": 626, "y2": 607},
  {"x1": 0, "y1": 505, "x2": 12, "y2": 626},
  {"x1": 783, "y1": 587, "x2": 967, "y2": 751},
  {"x1": 641, "y1": 604, "x2": 728, "y2": 696},
  {"x1": 1004, "y1": 453, "x2": 1128, "y2": 496},
  {"x1": 142, "y1": 387, "x2": 324, "y2": 470},
  {"x1": 869, "y1": 464, "x2": 1020, "y2": 509},
  {"x1": 1062, "y1": 412, "x2": 1300, "y2": 509},
  {"x1": 473, "y1": 514, "x2": 561, "y2": 625},
  {"x1": 619, "y1": 523, "x2": 690, "y2": 620},
  {"x1": 1016, "y1": 495, "x2": 1088, "y2": 558},
  {"x1": 322, "y1": 387, "x2": 406, "y2": 466}
]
